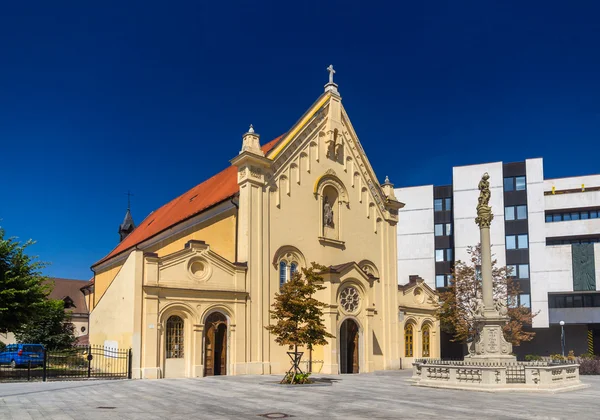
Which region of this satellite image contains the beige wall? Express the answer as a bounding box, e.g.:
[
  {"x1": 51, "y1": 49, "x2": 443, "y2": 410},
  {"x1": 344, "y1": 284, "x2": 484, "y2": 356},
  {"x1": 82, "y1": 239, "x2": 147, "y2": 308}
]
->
[
  {"x1": 89, "y1": 251, "x2": 139, "y2": 350},
  {"x1": 92, "y1": 261, "x2": 125, "y2": 310},
  {"x1": 148, "y1": 210, "x2": 236, "y2": 261}
]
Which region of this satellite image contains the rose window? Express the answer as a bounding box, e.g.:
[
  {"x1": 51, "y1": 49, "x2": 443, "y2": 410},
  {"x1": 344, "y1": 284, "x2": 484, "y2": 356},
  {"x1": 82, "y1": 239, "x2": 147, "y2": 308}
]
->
[{"x1": 339, "y1": 287, "x2": 360, "y2": 313}]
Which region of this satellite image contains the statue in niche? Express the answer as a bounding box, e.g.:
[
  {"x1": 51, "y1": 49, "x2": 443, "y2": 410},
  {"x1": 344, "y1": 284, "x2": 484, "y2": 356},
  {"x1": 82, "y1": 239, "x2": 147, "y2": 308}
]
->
[{"x1": 323, "y1": 197, "x2": 334, "y2": 228}]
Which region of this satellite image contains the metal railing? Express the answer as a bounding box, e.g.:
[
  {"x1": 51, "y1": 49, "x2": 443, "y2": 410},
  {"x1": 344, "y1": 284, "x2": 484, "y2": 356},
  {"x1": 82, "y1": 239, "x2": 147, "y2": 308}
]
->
[{"x1": 0, "y1": 345, "x2": 132, "y2": 382}]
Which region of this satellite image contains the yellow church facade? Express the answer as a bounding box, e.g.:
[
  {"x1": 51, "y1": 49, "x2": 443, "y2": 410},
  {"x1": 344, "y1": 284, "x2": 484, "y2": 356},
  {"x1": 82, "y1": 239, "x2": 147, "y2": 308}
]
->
[{"x1": 86, "y1": 71, "x2": 440, "y2": 379}]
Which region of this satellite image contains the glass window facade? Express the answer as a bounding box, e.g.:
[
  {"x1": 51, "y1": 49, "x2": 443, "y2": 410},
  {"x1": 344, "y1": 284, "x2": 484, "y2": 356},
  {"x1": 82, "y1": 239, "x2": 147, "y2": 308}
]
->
[
  {"x1": 546, "y1": 209, "x2": 600, "y2": 222},
  {"x1": 506, "y1": 235, "x2": 517, "y2": 250},
  {"x1": 435, "y1": 224, "x2": 444, "y2": 236},
  {"x1": 505, "y1": 206, "x2": 515, "y2": 221},
  {"x1": 519, "y1": 264, "x2": 529, "y2": 278}
]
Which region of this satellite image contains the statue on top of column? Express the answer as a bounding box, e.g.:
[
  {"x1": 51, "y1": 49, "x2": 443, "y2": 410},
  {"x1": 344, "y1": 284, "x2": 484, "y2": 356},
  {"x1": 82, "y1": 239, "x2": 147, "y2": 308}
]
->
[{"x1": 475, "y1": 172, "x2": 494, "y2": 228}]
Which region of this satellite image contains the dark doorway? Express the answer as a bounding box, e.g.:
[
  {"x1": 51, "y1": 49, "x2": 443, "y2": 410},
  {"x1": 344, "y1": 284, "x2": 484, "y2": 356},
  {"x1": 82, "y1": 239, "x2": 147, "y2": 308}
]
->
[
  {"x1": 204, "y1": 312, "x2": 227, "y2": 376},
  {"x1": 340, "y1": 319, "x2": 359, "y2": 374}
]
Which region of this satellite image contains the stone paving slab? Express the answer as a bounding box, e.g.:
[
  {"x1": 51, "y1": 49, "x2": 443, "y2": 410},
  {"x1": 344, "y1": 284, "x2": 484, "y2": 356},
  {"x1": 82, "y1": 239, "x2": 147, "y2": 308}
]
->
[{"x1": 0, "y1": 371, "x2": 598, "y2": 419}]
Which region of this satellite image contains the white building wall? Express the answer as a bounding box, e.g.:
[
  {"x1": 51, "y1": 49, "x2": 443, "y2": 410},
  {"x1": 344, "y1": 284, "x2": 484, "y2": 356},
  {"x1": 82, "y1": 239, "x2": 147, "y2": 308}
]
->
[
  {"x1": 452, "y1": 162, "x2": 506, "y2": 267},
  {"x1": 396, "y1": 157, "x2": 600, "y2": 337},
  {"x1": 526, "y1": 158, "x2": 548, "y2": 328},
  {"x1": 396, "y1": 185, "x2": 435, "y2": 290},
  {"x1": 546, "y1": 219, "x2": 600, "y2": 238}
]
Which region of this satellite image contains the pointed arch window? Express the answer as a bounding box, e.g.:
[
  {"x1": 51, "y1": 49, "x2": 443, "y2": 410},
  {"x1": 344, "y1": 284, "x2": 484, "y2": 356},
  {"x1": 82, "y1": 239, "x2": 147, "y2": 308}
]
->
[
  {"x1": 404, "y1": 324, "x2": 414, "y2": 357},
  {"x1": 274, "y1": 246, "x2": 305, "y2": 289},
  {"x1": 279, "y1": 261, "x2": 287, "y2": 288},
  {"x1": 166, "y1": 315, "x2": 184, "y2": 359},
  {"x1": 290, "y1": 262, "x2": 298, "y2": 278},
  {"x1": 422, "y1": 324, "x2": 430, "y2": 357}
]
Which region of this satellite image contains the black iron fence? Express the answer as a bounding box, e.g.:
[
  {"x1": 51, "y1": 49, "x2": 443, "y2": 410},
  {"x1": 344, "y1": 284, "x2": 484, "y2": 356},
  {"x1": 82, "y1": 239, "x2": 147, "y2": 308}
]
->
[{"x1": 0, "y1": 345, "x2": 132, "y2": 382}]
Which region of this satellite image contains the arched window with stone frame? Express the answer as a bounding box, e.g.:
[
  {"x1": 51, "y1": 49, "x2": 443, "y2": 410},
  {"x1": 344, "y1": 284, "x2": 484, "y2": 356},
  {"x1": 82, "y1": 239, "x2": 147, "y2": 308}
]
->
[
  {"x1": 404, "y1": 323, "x2": 414, "y2": 357},
  {"x1": 273, "y1": 246, "x2": 305, "y2": 289},
  {"x1": 166, "y1": 315, "x2": 184, "y2": 359},
  {"x1": 421, "y1": 324, "x2": 431, "y2": 357}
]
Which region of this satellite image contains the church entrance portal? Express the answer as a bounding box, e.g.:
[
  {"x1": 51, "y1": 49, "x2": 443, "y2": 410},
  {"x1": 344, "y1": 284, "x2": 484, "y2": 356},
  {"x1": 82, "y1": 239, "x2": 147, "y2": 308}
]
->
[
  {"x1": 340, "y1": 319, "x2": 359, "y2": 374},
  {"x1": 204, "y1": 312, "x2": 227, "y2": 376}
]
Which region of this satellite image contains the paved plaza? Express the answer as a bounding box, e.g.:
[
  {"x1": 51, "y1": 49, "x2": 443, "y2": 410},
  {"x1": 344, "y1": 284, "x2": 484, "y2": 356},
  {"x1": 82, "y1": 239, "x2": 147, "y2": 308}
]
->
[{"x1": 0, "y1": 370, "x2": 598, "y2": 420}]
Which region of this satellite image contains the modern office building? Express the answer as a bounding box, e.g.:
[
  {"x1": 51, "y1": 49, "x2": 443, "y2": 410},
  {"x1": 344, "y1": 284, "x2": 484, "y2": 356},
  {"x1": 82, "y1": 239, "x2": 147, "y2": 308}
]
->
[{"x1": 396, "y1": 158, "x2": 600, "y2": 357}]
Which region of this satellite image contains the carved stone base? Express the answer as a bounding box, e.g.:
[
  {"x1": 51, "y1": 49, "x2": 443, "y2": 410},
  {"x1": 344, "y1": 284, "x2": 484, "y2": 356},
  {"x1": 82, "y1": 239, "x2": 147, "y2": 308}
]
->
[{"x1": 466, "y1": 315, "x2": 515, "y2": 361}]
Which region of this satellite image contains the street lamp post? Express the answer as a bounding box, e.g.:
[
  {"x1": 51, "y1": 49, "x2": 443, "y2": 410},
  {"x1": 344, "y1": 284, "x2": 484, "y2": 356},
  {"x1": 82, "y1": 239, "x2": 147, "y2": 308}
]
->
[{"x1": 560, "y1": 320, "x2": 565, "y2": 357}]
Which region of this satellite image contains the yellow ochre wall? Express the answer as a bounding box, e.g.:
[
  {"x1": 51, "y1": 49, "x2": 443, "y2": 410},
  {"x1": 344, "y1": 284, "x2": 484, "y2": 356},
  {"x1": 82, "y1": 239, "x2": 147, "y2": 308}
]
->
[
  {"x1": 90, "y1": 209, "x2": 236, "y2": 312},
  {"x1": 146, "y1": 210, "x2": 236, "y2": 261},
  {"x1": 89, "y1": 251, "x2": 140, "y2": 350},
  {"x1": 92, "y1": 261, "x2": 124, "y2": 311}
]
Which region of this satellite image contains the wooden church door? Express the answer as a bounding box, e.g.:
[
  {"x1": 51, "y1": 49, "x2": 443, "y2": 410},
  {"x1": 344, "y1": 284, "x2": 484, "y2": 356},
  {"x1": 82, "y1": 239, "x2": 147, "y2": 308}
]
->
[{"x1": 204, "y1": 312, "x2": 227, "y2": 376}]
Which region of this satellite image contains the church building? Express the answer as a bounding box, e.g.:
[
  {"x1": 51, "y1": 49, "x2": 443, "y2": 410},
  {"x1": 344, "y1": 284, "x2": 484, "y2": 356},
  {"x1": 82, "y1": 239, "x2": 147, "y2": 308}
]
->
[{"x1": 87, "y1": 68, "x2": 440, "y2": 379}]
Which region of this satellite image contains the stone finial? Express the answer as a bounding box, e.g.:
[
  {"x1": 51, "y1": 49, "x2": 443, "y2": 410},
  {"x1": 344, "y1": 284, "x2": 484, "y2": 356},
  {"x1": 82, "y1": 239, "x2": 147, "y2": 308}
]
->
[
  {"x1": 381, "y1": 175, "x2": 396, "y2": 199},
  {"x1": 240, "y1": 125, "x2": 264, "y2": 156},
  {"x1": 324, "y1": 64, "x2": 339, "y2": 95},
  {"x1": 475, "y1": 172, "x2": 493, "y2": 228}
]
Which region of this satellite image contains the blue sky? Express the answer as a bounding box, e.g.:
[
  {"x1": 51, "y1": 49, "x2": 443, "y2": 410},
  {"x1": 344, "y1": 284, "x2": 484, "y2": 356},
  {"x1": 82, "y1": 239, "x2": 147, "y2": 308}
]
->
[{"x1": 1, "y1": 1, "x2": 599, "y2": 280}]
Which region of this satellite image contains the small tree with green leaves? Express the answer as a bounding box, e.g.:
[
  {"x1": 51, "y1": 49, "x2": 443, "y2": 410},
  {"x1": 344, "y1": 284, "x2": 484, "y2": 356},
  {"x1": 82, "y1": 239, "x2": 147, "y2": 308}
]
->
[
  {"x1": 0, "y1": 226, "x2": 51, "y2": 334},
  {"x1": 15, "y1": 299, "x2": 77, "y2": 350},
  {"x1": 265, "y1": 263, "x2": 334, "y2": 384}
]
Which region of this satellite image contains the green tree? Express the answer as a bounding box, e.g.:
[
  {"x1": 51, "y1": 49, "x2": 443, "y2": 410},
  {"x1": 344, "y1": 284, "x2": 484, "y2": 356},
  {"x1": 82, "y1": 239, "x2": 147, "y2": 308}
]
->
[
  {"x1": 15, "y1": 299, "x2": 77, "y2": 350},
  {"x1": 0, "y1": 227, "x2": 50, "y2": 334},
  {"x1": 265, "y1": 263, "x2": 334, "y2": 384}
]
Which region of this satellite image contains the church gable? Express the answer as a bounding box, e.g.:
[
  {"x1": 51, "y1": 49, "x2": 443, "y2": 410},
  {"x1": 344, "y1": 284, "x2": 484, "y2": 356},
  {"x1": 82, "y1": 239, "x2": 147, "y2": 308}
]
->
[
  {"x1": 144, "y1": 240, "x2": 246, "y2": 292},
  {"x1": 265, "y1": 90, "x2": 401, "y2": 228}
]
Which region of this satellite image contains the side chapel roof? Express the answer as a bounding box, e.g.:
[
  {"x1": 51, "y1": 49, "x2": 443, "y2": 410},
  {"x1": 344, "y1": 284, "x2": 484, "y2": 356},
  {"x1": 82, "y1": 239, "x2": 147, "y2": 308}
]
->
[{"x1": 93, "y1": 135, "x2": 284, "y2": 267}]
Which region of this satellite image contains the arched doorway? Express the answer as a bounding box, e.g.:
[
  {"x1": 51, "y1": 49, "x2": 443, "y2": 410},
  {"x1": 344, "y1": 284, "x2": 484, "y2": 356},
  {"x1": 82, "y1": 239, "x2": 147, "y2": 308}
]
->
[
  {"x1": 164, "y1": 315, "x2": 185, "y2": 378},
  {"x1": 204, "y1": 312, "x2": 227, "y2": 376},
  {"x1": 339, "y1": 319, "x2": 359, "y2": 374}
]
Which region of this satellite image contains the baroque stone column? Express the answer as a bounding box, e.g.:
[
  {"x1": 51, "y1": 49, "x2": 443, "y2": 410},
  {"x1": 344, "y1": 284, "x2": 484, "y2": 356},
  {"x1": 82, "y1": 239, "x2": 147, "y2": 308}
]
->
[{"x1": 466, "y1": 173, "x2": 515, "y2": 363}]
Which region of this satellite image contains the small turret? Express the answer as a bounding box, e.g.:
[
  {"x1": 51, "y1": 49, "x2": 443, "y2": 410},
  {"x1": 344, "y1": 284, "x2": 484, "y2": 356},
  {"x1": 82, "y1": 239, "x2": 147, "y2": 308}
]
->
[
  {"x1": 240, "y1": 124, "x2": 264, "y2": 156},
  {"x1": 381, "y1": 175, "x2": 397, "y2": 200},
  {"x1": 118, "y1": 192, "x2": 136, "y2": 242}
]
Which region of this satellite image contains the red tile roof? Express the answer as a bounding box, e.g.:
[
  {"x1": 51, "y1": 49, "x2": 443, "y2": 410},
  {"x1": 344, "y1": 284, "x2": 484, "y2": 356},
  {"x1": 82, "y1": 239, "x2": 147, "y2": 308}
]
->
[{"x1": 94, "y1": 135, "x2": 284, "y2": 267}]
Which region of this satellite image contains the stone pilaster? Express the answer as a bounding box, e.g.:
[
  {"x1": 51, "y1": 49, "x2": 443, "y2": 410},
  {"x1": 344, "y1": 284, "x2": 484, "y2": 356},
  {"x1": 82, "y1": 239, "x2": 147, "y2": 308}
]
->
[{"x1": 230, "y1": 129, "x2": 272, "y2": 374}]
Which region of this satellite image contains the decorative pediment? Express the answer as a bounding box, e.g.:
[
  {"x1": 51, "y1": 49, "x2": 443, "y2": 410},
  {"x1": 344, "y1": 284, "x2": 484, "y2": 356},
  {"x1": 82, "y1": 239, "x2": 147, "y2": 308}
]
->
[
  {"x1": 398, "y1": 276, "x2": 439, "y2": 311},
  {"x1": 143, "y1": 240, "x2": 246, "y2": 292},
  {"x1": 320, "y1": 261, "x2": 378, "y2": 288}
]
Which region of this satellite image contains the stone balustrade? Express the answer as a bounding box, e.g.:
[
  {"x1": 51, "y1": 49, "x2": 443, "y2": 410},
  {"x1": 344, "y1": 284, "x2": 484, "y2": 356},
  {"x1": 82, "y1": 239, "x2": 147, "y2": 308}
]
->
[{"x1": 411, "y1": 359, "x2": 586, "y2": 392}]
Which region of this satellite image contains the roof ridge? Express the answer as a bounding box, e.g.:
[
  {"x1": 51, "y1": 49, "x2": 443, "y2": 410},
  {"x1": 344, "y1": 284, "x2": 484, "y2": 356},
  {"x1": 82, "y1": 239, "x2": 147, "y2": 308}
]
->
[{"x1": 93, "y1": 134, "x2": 284, "y2": 268}]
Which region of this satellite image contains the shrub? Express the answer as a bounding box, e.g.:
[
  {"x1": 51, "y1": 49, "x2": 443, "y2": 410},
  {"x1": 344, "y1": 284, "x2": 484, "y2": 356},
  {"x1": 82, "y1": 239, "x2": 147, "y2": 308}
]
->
[
  {"x1": 550, "y1": 353, "x2": 565, "y2": 362},
  {"x1": 525, "y1": 354, "x2": 542, "y2": 361},
  {"x1": 578, "y1": 357, "x2": 600, "y2": 375},
  {"x1": 580, "y1": 353, "x2": 595, "y2": 360},
  {"x1": 281, "y1": 372, "x2": 313, "y2": 384},
  {"x1": 567, "y1": 350, "x2": 576, "y2": 361}
]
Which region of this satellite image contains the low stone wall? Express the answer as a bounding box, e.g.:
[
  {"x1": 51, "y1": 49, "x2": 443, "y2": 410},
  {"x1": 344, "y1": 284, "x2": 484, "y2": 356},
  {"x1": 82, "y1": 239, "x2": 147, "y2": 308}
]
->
[{"x1": 411, "y1": 359, "x2": 587, "y2": 393}]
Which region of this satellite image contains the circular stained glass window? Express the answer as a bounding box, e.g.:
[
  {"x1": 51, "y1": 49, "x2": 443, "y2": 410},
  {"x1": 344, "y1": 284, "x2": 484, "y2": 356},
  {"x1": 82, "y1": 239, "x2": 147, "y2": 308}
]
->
[{"x1": 339, "y1": 286, "x2": 360, "y2": 313}]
